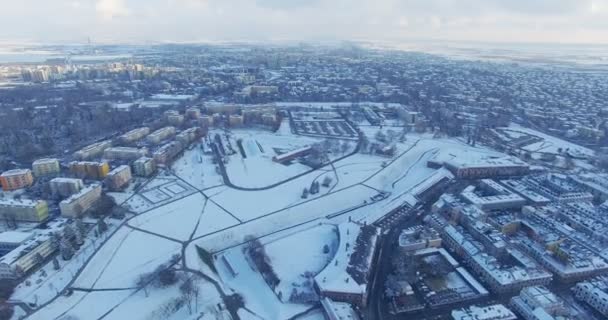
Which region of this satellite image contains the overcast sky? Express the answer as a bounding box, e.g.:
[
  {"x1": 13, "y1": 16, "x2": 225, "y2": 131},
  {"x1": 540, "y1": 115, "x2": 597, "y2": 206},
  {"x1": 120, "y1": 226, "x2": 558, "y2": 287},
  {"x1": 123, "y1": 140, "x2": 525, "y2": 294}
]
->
[{"x1": 1, "y1": 0, "x2": 608, "y2": 44}]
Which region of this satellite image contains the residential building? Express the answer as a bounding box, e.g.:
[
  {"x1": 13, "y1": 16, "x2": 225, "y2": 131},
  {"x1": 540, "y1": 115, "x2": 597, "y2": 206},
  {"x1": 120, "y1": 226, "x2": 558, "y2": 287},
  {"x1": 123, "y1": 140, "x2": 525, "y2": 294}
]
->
[
  {"x1": 119, "y1": 127, "x2": 150, "y2": 143},
  {"x1": 59, "y1": 184, "x2": 102, "y2": 218},
  {"x1": 444, "y1": 156, "x2": 530, "y2": 179},
  {"x1": 199, "y1": 115, "x2": 213, "y2": 128},
  {"x1": 229, "y1": 114, "x2": 244, "y2": 127},
  {"x1": 460, "y1": 180, "x2": 527, "y2": 211},
  {"x1": 106, "y1": 165, "x2": 132, "y2": 191},
  {"x1": 573, "y1": 276, "x2": 608, "y2": 317},
  {"x1": 153, "y1": 141, "x2": 184, "y2": 166},
  {"x1": 0, "y1": 169, "x2": 34, "y2": 191},
  {"x1": 0, "y1": 198, "x2": 48, "y2": 223},
  {"x1": 0, "y1": 232, "x2": 57, "y2": 279},
  {"x1": 103, "y1": 147, "x2": 148, "y2": 161},
  {"x1": 510, "y1": 286, "x2": 576, "y2": 320},
  {"x1": 320, "y1": 298, "x2": 361, "y2": 320},
  {"x1": 0, "y1": 231, "x2": 34, "y2": 256},
  {"x1": 398, "y1": 226, "x2": 442, "y2": 252},
  {"x1": 132, "y1": 157, "x2": 156, "y2": 177},
  {"x1": 69, "y1": 161, "x2": 110, "y2": 180},
  {"x1": 176, "y1": 127, "x2": 200, "y2": 147},
  {"x1": 186, "y1": 107, "x2": 201, "y2": 119},
  {"x1": 452, "y1": 304, "x2": 517, "y2": 320},
  {"x1": 147, "y1": 126, "x2": 176, "y2": 144},
  {"x1": 31, "y1": 158, "x2": 60, "y2": 177},
  {"x1": 73, "y1": 140, "x2": 113, "y2": 160},
  {"x1": 50, "y1": 177, "x2": 84, "y2": 198}
]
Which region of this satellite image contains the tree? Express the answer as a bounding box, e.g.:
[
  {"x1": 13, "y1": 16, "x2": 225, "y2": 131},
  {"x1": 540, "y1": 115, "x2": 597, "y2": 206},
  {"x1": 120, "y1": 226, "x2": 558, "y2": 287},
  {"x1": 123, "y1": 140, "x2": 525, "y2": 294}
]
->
[
  {"x1": 97, "y1": 218, "x2": 108, "y2": 234},
  {"x1": 301, "y1": 187, "x2": 309, "y2": 199},
  {"x1": 322, "y1": 176, "x2": 332, "y2": 188},
  {"x1": 52, "y1": 257, "x2": 60, "y2": 270},
  {"x1": 0, "y1": 304, "x2": 14, "y2": 320},
  {"x1": 75, "y1": 219, "x2": 86, "y2": 239},
  {"x1": 63, "y1": 224, "x2": 76, "y2": 245},
  {"x1": 0, "y1": 279, "x2": 15, "y2": 300},
  {"x1": 323, "y1": 244, "x2": 330, "y2": 254},
  {"x1": 60, "y1": 237, "x2": 75, "y2": 260},
  {"x1": 340, "y1": 141, "x2": 350, "y2": 155},
  {"x1": 375, "y1": 130, "x2": 386, "y2": 143},
  {"x1": 179, "y1": 277, "x2": 200, "y2": 315},
  {"x1": 157, "y1": 269, "x2": 177, "y2": 288}
]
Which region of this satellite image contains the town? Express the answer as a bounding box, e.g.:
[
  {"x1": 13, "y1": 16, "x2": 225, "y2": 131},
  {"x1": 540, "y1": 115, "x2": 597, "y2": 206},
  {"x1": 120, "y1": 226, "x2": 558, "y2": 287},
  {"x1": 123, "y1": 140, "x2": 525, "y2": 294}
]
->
[{"x1": 0, "y1": 43, "x2": 607, "y2": 320}]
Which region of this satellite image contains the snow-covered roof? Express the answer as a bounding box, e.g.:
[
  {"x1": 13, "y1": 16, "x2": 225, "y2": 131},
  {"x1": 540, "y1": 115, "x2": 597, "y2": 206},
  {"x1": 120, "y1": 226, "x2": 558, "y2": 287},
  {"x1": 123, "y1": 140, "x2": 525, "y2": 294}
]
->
[
  {"x1": 1, "y1": 169, "x2": 31, "y2": 177},
  {"x1": 321, "y1": 298, "x2": 360, "y2": 320},
  {"x1": 0, "y1": 198, "x2": 44, "y2": 208},
  {"x1": 0, "y1": 231, "x2": 33, "y2": 245}
]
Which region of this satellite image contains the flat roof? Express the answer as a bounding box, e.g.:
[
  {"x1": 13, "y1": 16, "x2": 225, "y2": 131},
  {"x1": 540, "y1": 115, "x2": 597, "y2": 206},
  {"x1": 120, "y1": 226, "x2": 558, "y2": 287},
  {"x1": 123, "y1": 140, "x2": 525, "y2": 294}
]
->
[{"x1": 0, "y1": 231, "x2": 33, "y2": 244}]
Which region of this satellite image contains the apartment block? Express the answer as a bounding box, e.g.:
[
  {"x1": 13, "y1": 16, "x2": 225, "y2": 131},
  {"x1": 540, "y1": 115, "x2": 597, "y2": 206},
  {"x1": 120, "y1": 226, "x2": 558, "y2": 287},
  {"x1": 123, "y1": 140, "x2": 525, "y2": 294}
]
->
[
  {"x1": 0, "y1": 169, "x2": 34, "y2": 191},
  {"x1": 59, "y1": 184, "x2": 102, "y2": 218},
  {"x1": 32, "y1": 158, "x2": 60, "y2": 177}
]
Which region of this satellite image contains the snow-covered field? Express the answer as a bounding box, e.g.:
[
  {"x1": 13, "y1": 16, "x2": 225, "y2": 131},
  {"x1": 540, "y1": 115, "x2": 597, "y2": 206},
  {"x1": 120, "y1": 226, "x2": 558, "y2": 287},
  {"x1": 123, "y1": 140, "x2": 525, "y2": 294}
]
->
[
  {"x1": 73, "y1": 227, "x2": 181, "y2": 289},
  {"x1": 20, "y1": 128, "x2": 511, "y2": 319},
  {"x1": 507, "y1": 124, "x2": 595, "y2": 158},
  {"x1": 217, "y1": 247, "x2": 310, "y2": 319},
  {"x1": 173, "y1": 147, "x2": 224, "y2": 190},
  {"x1": 263, "y1": 224, "x2": 338, "y2": 302},
  {"x1": 129, "y1": 193, "x2": 206, "y2": 241}
]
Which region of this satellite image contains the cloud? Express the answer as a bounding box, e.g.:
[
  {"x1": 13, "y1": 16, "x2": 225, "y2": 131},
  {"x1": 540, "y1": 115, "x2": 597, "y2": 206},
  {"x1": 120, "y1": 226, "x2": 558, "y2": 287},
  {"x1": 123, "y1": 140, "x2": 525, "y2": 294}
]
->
[
  {"x1": 1, "y1": 0, "x2": 608, "y2": 44},
  {"x1": 96, "y1": 0, "x2": 130, "y2": 20}
]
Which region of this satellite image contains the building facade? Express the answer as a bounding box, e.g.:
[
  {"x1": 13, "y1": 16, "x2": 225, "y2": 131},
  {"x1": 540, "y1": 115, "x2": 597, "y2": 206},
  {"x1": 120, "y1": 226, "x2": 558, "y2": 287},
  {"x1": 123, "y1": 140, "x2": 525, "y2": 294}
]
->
[
  {"x1": 103, "y1": 147, "x2": 149, "y2": 161},
  {"x1": 0, "y1": 169, "x2": 34, "y2": 191},
  {"x1": 73, "y1": 140, "x2": 113, "y2": 160},
  {"x1": 132, "y1": 157, "x2": 156, "y2": 177},
  {"x1": 106, "y1": 165, "x2": 132, "y2": 191},
  {"x1": 0, "y1": 199, "x2": 49, "y2": 223},
  {"x1": 59, "y1": 184, "x2": 102, "y2": 218},
  {"x1": 32, "y1": 158, "x2": 60, "y2": 177},
  {"x1": 69, "y1": 161, "x2": 110, "y2": 180},
  {"x1": 50, "y1": 177, "x2": 84, "y2": 198}
]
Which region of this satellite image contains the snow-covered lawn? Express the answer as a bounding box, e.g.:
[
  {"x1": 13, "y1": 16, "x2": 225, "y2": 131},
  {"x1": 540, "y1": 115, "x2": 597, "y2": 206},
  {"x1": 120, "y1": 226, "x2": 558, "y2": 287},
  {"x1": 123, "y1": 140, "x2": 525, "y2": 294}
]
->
[
  {"x1": 173, "y1": 147, "x2": 224, "y2": 190},
  {"x1": 216, "y1": 247, "x2": 310, "y2": 320},
  {"x1": 129, "y1": 193, "x2": 206, "y2": 241},
  {"x1": 508, "y1": 123, "x2": 595, "y2": 158},
  {"x1": 26, "y1": 276, "x2": 224, "y2": 320},
  {"x1": 223, "y1": 130, "x2": 320, "y2": 188},
  {"x1": 264, "y1": 224, "x2": 338, "y2": 303},
  {"x1": 192, "y1": 201, "x2": 240, "y2": 238},
  {"x1": 27, "y1": 290, "x2": 133, "y2": 320},
  {"x1": 73, "y1": 227, "x2": 181, "y2": 289}
]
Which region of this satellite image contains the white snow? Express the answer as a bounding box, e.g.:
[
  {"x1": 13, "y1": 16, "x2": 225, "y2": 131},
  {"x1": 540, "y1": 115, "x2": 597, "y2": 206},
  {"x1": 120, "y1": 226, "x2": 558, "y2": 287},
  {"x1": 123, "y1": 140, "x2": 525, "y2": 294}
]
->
[
  {"x1": 73, "y1": 227, "x2": 181, "y2": 289},
  {"x1": 264, "y1": 224, "x2": 338, "y2": 302},
  {"x1": 129, "y1": 193, "x2": 206, "y2": 241},
  {"x1": 216, "y1": 247, "x2": 309, "y2": 319}
]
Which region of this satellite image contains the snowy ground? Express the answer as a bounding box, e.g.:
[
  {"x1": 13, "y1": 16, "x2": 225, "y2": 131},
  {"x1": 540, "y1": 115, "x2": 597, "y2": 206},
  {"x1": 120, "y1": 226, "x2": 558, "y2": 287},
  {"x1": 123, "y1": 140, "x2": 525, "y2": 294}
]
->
[
  {"x1": 73, "y1": 227, "x2": 181, "y2": 290},
  {"x1": 173, "y1": 147, "x2": 224, "y2": 190},
  {"x1": 507, "y1": 123, "x2": 595, "y2": 158},
  {"x1": 19, "y1": 128, "x2": 510, "y2": 319},
  {"x1": 216, "y1": 246, "x2": 310, "y2": 320},
  {"x1": 26, "y1": 276, "x2": 223, "y2": 320},
  {"x1": 220, "y1": 127, "x2": 354, "y2": 188},
  {"x1": 263, "y1": 224, "x2": 338, "y2": 303},
  {"x1": 10, "y1": 220, "x2": 121, "y2": 308}
]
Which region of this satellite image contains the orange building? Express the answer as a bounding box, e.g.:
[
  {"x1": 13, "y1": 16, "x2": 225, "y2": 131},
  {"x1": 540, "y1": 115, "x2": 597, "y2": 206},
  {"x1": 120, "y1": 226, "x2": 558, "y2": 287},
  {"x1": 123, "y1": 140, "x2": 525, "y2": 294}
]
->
[{"x1": 0, "y1": 169, "x2": 34, "y2": 191}]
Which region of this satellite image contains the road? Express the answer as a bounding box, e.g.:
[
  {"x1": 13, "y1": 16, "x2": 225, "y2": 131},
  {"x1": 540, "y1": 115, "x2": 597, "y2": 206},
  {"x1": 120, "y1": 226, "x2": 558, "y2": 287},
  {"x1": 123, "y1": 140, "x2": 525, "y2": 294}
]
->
[{"x1": 366, "y1": 206, "x2": 420, "y2": 320}]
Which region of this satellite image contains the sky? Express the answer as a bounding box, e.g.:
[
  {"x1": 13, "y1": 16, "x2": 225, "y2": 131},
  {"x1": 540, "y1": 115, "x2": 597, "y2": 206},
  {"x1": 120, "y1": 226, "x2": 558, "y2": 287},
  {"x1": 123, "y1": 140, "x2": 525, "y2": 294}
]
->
[{"x1": 1, "y1": 0, "x2": 608, "y2": 45}]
